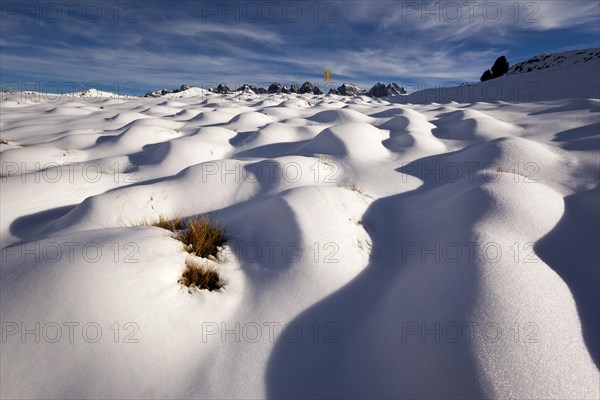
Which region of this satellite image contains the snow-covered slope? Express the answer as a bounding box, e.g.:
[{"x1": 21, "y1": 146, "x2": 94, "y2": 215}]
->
[
  {"x1": 72, "y1": 88, "x2": 137, "y2": 99},
  {"x1": 402, "y1": 48, "x2": 600, "y2": 103},
  {"x1": 163, "y1": 86, "x2": 211, "y2": 98},
  {"x1": 1, "y1": 51, "x2": 599, "y2": 399},
  {"x1": 508, "y1": 48, "x2": 600, "y2": 75}
]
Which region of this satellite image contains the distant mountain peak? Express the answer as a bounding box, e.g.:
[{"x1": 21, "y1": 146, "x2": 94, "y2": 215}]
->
[{"x1": 144, "y1": 81, "x2": 407, "y2": 98}]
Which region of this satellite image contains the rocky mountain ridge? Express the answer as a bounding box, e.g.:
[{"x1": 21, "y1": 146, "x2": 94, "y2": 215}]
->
[{"x1": 144, "y1": 81, "x2": 407, "y2": 98}]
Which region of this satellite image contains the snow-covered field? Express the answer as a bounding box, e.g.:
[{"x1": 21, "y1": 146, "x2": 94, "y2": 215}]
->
[{"x1": 1, "y1": 54, "x2": 599, "y2": 399}]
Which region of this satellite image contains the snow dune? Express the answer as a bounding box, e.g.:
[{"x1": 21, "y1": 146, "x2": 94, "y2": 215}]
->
[{"x1": 1, "y1": 58, "x2": 599, "y2": 399}]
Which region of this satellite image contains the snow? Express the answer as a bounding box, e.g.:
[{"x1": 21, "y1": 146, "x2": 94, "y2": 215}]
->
[
  {"x1": 508, "y1": 48, "x2": 600, "y2": 75},
  {"x1": 164, "y1": 86, "x2": 211, "y2": 98},
  {"x1": 399, "y1": 53, "x2": 600, "y2": 103},
  {"x1": 1, "y1": 49, "x2": 599, "y2": 399}
]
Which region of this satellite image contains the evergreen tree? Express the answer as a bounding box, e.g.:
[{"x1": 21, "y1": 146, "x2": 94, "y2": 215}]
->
[
  {"x1": 491, "y1": 56, "x2": 510, "y2": 78},
  {"x1": 480, "y1": 69, "x2": 493, "y2": 82}
]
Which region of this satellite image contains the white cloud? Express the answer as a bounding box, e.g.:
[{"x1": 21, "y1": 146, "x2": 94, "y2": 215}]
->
[
  {"x1": 144, "y1": 20, "x2": 283, "y2": 44},
  {"x1": 342, "y1": 1, "x2": 599, "y2": 42}
]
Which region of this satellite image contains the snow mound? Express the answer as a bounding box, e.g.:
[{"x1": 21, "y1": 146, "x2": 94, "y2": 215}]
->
[
  {"x1": 225, "y1": 111, "x2": 275, "y2": 129},
  {"x1": 45, "y1": 106, "x2": 92, "y2": 116},
  {"x1": 378, "y1": 114, "x2": 447, "y2": 154},
  {"x1": 299, "y1": 122, "x2": 389, "y2": 161},
  {"x1": 307, "y1": 108, "x2": 374, "y2": 124},
  {"x1": 432, "y1": 109, "x2": 520, "y2": 141}
]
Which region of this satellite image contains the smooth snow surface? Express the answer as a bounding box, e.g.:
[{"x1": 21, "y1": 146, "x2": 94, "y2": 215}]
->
[{"x1": 1, "y1": 59, "x2": 599, "y2": 399}]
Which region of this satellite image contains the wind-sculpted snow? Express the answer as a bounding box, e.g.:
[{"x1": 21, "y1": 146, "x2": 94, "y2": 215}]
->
[{"x1": 1, "y1": 68, "x2": 599, "y2": 399}]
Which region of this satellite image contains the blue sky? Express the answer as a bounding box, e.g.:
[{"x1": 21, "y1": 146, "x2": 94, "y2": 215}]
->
[{"x1": 1, "y1": 0, "x2": 599, "y2": 95}]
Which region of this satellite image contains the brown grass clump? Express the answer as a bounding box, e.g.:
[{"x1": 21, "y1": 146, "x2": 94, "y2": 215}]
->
[
  {"x1": 149, "y1": 215, "x2": 226, "y2": 258},
  {"x1": 145, "y1": 215, "x2": 227, "y2": 291},
  {"x1": 152, "y1": 215, "x2": 183, "y2": 232},
  {"x1": 179, "y1": 258, "x2": 223, "y2": 291},
  {"x1": 178, "y1": 216, "x2": 226, "y2": 259},
  {"x1": 0, "y1": 138, "x2": 7, "y2": 145}
]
